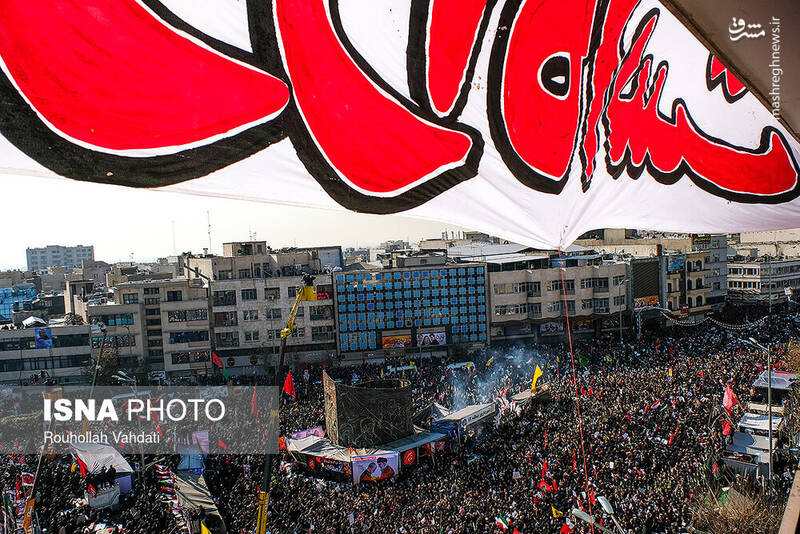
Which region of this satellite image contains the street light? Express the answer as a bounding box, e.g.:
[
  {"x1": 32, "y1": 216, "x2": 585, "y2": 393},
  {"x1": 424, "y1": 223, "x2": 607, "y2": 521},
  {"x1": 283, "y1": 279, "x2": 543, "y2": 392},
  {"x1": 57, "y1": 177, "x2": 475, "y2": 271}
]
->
[
  {"x1": 744, "y1": 337, "x2": 773, "y2": 485},
  {"x1": 571, "y1": 508, "x2": 616, "y2": 534},
  {"x1": 596, "y1": 496, "x2": 627, "y2": 534},
  {"x1": 615, "y1": 278, "x2": 629, "y2": 345}
]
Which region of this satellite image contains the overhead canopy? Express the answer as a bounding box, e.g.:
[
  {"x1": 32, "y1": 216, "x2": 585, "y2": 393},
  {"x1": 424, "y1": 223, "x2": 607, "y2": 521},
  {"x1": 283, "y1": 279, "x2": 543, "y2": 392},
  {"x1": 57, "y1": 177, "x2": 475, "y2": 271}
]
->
[
  {"x1": 174, "y1": 471, "x2": 226, "y2": 533},
  {"x1": 727, "y1": 431, "x2": 778, "y2": 460},
  {"x1": 70, "y1": 443, "x2": 133, "y2": 475},
  {"x1": 753, "y1": 373, "x2": 795, "y2": 391},
  {"x1": 0, "y1": 1, "x2": 798, "y2": 249},
  {"x1": 380, "y1": 432, "x2": 447, "y2": 453},
  {"x1": 412, "y1": 402, "x2": 451, "y2": 426},
  {"x1": 438, "y1": 404, "x2": 495, "y2": 427},
  {"x1": 287, "y1": 436, "x2": 393, "y2": 463},
  {"x1": 738, "y1": 413, "x2": 784, "y2": 433}
]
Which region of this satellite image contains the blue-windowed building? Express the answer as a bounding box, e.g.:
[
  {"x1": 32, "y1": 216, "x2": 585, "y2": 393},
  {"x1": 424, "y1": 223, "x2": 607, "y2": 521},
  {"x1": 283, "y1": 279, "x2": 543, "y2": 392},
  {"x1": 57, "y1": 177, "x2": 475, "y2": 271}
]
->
[
  {"x1": 0, "y1": 285, "x2": 37, "y2": 322},
  {"x1": 333, "y1": 263, "x2": 489, "y2": 354}
]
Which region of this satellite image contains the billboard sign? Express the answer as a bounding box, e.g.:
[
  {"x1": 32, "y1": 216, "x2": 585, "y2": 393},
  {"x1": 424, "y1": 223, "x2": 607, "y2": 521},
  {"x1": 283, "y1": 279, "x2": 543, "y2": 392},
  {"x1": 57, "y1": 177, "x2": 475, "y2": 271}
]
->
[
  {"x1": 352, "y1": 452, "x2": 398, "y2": 483},
  {"x1": 634, "y1": 296, "x2": 660, "y2": 309},
  {"x1": 417, "y1": 331, "x2": 446, "y2": 346},
  {"x1": 382, "y1": 334, "x2": 412, "y2": 349},
  {"x1": 34, "y1": 327, "x2": 52, "y2": 349},
  {"x1": 539, "y1": 322, "x2": 564, "y2": 335}
]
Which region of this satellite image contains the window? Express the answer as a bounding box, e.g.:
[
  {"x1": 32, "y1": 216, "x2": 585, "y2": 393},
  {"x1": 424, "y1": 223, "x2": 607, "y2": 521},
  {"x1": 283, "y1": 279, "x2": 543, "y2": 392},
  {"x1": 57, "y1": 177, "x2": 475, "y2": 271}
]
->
[
  {"x1": 122, "y1": 293, "x2": 138, "y2": 304},
  {"x1": 593, "y1": 298, "x2": 609, "y2": 313},
  {"x1": 241, "y1": 288, "x2": 258, "y2": 301},
  {"x1": 145, "y1": 308, "x2": 160, "y2": 316},
  {"x1": 143, "y1": 287, "x2": 160, "y2": 295},
  {"x1": 243, "y1": 309, "x2": 259, "y2": 321},
  {"x1": 529, "y1": 303, "x2": 542, "y2": 317},
  {"x1": 312, "y1": 325, "x2": 334, "y2": 341},
  {"x1": 547, "y1": 301, "x2": 561, "y2": 313},
  {"x1": 147, "y1": 329, "x2": 162, "y2": 337},
  {"x1": 310, "y1": 305, "x2": 333, "y2": 321},
  {"x1": 287, "y1": 286, "x2": 299, "y2": 298},
  {"x1": 166, "y1": 290, "x2": 183, "y2": 302},
  {"x1": 580, "y1": 279, "x2": 594, "y2": 290},
  {"x1": 264, "y1": 288, "x2": 280, "y2": 300},
  {"x1": 549, "y1": 280, "x2": 575, "y2": 294},
  {"x1": 594, "y1": 278, "x2": 609, "y2": 291},
  {"x1": 265, "y1": 308, "x2": 282, "y2": 320},
  {"x1": 213, "y1": 290, "x2": 237, "y2": 306},
  {"x1": 613, "y1": 275, "x2": 626, "y2": 286},
  {"x1": 493, "y1": 304, "x2": 528, "y2": 316},
  {"x1": 214, "y1": 332, "x2": 239, "y2": 347},
  {"x1": 214, "y1": 311, "x2": 238, "y2": 327},
  {"x1": 244, "y1": 330, "x2": 260, "y2": 342},
  {"x1": 239, "y1": 269, "x2": 252, "y2": 279},
  {"x1": 582, "y1": 299, "x2": 594, "y2": 310},
  {"x1": 167, "y1": 309, "x2": 208, "y2": 322},
  {"x1": 145, "y1": 297, "x2": 160, "y2": 305},
  {"x1": 613, "y1": 295, "x2": 625, "y2": 306},
  {"x1": 146, "y1": 318, "x2": 160, "y2": 326},
  {"x1": 168, "y1": 330, "x2": 209, "y2": 344},
  {"x1": 217, "y1": 270, "x2": 233, "y2": 280},
  {"x1": 148, "y1": 339, "x2": 163, "y2": 347}
]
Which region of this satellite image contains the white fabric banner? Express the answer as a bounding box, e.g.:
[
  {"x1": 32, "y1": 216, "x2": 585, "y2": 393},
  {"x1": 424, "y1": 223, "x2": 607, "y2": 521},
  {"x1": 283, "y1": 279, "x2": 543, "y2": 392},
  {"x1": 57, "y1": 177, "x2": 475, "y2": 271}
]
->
[{"x1": 0, "y1": 0, "x2": 797, "y2": 248}]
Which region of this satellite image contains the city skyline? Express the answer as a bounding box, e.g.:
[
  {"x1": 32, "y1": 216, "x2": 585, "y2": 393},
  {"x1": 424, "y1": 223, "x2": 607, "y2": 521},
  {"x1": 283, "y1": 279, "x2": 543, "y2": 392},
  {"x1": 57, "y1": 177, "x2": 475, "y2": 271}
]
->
[{"x1": 0, "y1": 174, "x2": 468, "y2": 271}]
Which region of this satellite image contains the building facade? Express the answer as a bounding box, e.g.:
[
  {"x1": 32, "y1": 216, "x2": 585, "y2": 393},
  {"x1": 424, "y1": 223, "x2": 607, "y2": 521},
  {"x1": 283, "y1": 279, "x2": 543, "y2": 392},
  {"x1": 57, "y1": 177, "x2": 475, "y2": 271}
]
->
[
  {"x1": 489, "y1": 259, "x2": 628, "y2": 343},
  {"x1": 333, "y1": 263, "x2": 489, "y2": 360},
  {"x1": 727, "y1": 258, "x2": 800, "y2": 306},
  {"x1": 26, "y1": 244, "x2": 94, "y2": 271},
  {"x1": 692, "y1": 234, "x2": 728, "y2": 309},
  {"x1": 0, "y1": 324, "x2": 92, "y2": 384},
  {"x1": 0, "y1": 285, "x2": 37, "y2": 323},
  {"x1": 662, "y1": 250, "x2": 712, "y2": 320}
]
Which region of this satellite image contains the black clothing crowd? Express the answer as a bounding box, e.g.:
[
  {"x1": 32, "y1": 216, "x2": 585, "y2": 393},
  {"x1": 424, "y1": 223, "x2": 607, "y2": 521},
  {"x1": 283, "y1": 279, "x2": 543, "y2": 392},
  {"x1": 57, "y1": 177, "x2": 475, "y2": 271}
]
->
[{"x1": 1, "y1": 309, "x2": 798, "y2": 533}]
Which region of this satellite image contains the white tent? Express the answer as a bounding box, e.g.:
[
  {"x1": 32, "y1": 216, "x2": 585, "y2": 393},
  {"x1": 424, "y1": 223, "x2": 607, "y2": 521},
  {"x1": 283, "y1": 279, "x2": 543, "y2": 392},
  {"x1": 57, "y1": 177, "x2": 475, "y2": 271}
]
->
[
  {"x1": 737, "y1": 413, "x2": 784, "y2": 433},
  {"x1": 70, "y1": 442, "x2": 134, "y2": 494}
]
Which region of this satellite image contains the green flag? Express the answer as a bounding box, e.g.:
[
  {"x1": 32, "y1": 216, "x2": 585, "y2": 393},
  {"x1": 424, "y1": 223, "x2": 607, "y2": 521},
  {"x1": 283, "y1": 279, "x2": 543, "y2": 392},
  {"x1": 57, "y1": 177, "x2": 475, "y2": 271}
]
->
[{"x1": 578, "y1": 354, "x2": 588, "y2": 367}]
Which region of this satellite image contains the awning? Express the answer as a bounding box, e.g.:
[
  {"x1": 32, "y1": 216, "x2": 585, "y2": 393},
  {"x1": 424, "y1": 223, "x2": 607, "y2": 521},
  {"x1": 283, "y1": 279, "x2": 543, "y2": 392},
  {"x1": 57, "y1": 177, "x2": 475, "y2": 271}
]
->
[
  {"x1": 738, "y1": 413, "x2": 784, "y2": 432},
  {"x1": 727, "y1": 431, "x2": 778, "y2": 459},
  {"x1": 287, "y1": 436, "x2": 393, "y2": 462},
  {"x1": 437, "y1": 403, "x2": 495, "y2": 426},
  {"x1": 380, "y1": 431, "x2": 447, "y2": 453},
  {"x1": 174, "y1": 471, "x2": 226, "y2": 533},
  {"x1": 70, "y1": 443, "x2": 133, "y2": 475}
]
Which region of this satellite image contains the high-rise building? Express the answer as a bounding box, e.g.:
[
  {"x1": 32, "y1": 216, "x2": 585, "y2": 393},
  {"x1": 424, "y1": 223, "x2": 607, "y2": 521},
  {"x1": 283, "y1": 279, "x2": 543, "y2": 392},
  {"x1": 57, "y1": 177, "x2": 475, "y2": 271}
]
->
[{"x1": 26, "y1": 244, "x2": 94, "y2": 271}]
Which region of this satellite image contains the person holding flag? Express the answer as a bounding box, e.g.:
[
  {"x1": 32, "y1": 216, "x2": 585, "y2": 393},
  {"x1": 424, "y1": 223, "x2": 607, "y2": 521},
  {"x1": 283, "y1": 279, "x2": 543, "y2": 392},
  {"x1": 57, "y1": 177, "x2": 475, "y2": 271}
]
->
[{"x1": 211, "y1": 352, "x2": 228, "y2": 380}]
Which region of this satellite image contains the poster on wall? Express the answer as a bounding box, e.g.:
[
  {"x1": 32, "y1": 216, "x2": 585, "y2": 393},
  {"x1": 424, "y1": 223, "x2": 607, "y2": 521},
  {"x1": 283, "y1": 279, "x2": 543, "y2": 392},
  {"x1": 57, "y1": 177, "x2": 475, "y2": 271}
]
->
[
  {"x1": 34, "y1": 327, "x2": 52, "y2": 349},
  {"x1": 634, "y1": 296, "x2": 661, "y2": 309},
  {"x1": 539, "y1": 322, "x2": 564, "y2": 336},
  {"x1": 352, "y1": 453, "x2": 398, "y2": 483},
  {"x1": 382, "y1": 334, "x2": 412, "y2": 349},
  {"x1": 417, "y1": 331, "x2": 446, "y2": 346}
]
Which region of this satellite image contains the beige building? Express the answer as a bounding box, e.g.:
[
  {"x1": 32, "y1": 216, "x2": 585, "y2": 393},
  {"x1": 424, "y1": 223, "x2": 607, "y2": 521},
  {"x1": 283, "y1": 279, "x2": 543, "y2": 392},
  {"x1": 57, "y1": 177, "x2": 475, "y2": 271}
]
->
[
  {"x1": 662, "y1": 251, "x2": 712, "y2": 317},
  {"x1": 727, "y1": 258, "x2": 800, "y2": 306},
  {"x1": 0, "y1": 324, "x2": 92, "y2": 384},
  {"x1": 489, "y1": 258, "x2": 628, "y2": 342},
  {"x1": 575, "y1": 228, "x2": 694, "y2": 257}
]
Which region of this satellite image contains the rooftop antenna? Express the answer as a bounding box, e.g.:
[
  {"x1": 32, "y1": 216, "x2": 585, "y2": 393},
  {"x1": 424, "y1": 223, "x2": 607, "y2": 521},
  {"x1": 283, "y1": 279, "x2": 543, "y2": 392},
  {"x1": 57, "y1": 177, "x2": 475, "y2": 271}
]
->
[{"x1": 207, "y1": 210, "x2": 212, "y2": 254}]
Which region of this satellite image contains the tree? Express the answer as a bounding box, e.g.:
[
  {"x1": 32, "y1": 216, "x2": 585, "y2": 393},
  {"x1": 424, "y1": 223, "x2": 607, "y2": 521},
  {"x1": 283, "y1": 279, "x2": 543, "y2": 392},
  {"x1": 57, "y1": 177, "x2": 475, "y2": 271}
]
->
[{"x1": 82, "y1": 345, "x2": 120, "y2": 386}]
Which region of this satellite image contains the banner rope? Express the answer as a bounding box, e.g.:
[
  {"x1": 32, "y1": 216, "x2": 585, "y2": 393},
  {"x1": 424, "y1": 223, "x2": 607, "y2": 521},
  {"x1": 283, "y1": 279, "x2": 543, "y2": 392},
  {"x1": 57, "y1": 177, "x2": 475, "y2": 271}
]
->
[{"x1": 558, "y1": 248, "x2": 593, "y2": 531}]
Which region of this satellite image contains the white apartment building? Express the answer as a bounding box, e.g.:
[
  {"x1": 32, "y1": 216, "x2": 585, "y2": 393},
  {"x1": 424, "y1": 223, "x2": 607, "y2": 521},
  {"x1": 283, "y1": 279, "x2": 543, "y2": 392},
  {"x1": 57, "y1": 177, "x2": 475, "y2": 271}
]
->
[{"x1": 26, "y1": 244, "x2": 94, "y2": 271}]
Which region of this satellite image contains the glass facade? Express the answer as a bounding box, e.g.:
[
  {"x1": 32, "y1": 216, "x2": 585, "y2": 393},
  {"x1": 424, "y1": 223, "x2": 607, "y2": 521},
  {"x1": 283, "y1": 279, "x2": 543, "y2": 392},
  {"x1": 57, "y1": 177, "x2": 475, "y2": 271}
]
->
[
  {"x1": 0, "y1": 285, "x2": 37, "y2": 321},
  {"x1": 335, "y1": 265, "x2": 488, "y2": 352}
]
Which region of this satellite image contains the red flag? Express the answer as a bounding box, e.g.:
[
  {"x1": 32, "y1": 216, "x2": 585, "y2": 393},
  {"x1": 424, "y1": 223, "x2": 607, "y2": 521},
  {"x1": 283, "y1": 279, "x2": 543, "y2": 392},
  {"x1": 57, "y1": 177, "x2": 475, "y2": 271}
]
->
[
  {"x1": 699, "y1": 370, "x2": 704, "y2": 378},
  {"x1": 560, "y1": 523, "x2": 573, "y2": 533},
  {"x1": 551, "y1": 477, "x2": 558, "y2": 491},
  {"x1": 572, "y1": 450, "x2": 577, "y2": 472},
  {"x1": 537, "y1": 479, "x2": 553, "y2": 492},
  {"x1": 589, "y1": 488, "x2": 597, "y2": 505},
  {"x1": 283, "y1": 372, "x2": 296, "y2": 401},
  {"x1": 75, "y1": 456, "x2": 88, "y2": 477},
  {"x1": 87, "y1": 484, "x2": 97, "y2": 497},
  {"x1": 15, "y1": 475, "x2": 20, "y2": 500},
  {"x1": 723, "y1": 384, "x2": 738, "y2": 415},
  {"x1": 279, "y1": 436, "x2": 286, "y2": 450},
  {"x1": 212, "y1": 352, "x2": 224, "y2": 368},
  {"x1": 722, "y1": 421, "x2": 732, "y2": 435},
  {"x1": 251, "y1": 386, "x2": 259, "y2": 415},
  {"x1": 218, "y1": 439, "x2": 228, "y2": 450},
  {"x1": 541, "y1": 460, "x2": 548, "y2": 479},
  {"x1": 669, "y1": 431, "x2": 675, "y2": 445}
]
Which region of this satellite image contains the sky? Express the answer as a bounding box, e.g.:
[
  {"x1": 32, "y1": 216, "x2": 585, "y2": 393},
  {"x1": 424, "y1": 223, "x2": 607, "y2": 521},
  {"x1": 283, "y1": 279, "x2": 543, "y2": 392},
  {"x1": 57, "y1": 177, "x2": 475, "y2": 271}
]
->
[{"x1": 0, "y1": 174, "x2": 469, "y2": 270}]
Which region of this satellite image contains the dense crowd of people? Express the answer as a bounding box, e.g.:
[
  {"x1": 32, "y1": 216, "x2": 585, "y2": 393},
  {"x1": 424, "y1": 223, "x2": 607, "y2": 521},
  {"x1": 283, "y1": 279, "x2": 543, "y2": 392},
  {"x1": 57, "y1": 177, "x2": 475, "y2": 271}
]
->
[{"x1": 1, "y1": 307, "x2": 798, "y2": 533}]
